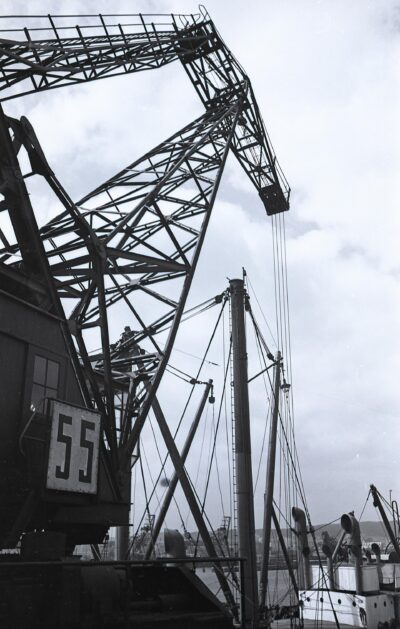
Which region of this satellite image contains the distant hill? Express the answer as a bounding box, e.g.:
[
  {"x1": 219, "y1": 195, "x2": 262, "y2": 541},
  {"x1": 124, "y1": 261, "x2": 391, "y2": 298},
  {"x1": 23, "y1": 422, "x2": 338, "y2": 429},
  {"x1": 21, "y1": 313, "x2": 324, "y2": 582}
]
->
[
  {"x1": 255, "y1": 520, "x2": 390, "y2": 543},
  {"x1": 187, "y1": 520, "x2": 391, "y2": 547},
  {"x1": 311, "y1": 520, "x2": 389, "y2": 542}
]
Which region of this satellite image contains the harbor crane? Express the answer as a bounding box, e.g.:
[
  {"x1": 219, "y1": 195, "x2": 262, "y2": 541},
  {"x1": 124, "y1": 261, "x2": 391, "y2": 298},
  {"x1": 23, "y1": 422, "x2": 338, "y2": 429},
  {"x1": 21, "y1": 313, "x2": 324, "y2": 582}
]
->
[{"x1": 0, "y1": 9, "x2": 289, "y2": 628}]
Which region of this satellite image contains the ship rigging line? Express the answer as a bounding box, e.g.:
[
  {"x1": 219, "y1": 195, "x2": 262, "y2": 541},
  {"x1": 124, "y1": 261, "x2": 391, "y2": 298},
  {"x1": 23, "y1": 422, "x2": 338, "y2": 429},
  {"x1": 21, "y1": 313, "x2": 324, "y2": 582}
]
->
[
  {"x1": 192, "y1": 339, "x2": 232, "y2": 554},
  {"x1": 188, "y1": 402, "x2": 211, "y2": 517},
  {"x1": 201, "y1": 339, "x2": 231, "y2": 515},
  {"x1": 141, "y1": 432, "x2": 162, "y2": 512},
  {"x1": 257, "y1": 352, "x2": 308, "y2": 513},
  {"x1": 212, "y1": 397, "x2": 226, "y2": 516},
  {"x1": 237, "y1": 272, "x2": 303, "y2": 610},
  {"x1": 247, "y1": 302, "x2": 303, "y2": 520},
  {"x1": 133, "y1": 442, "x2": 231, "y2": 567},
  {"x1": 245, "y1": 271, "x2": 304, "y2": 516},
  {"x1": 132, "y1": 419, "x2": 198, "y2": 556},
  {"x1": 247, "y1": 262, "x2": 317, "y2": 616},
  {"x1": 312, "y1": 516, "x2": 342, "y2": 533},
  {"x1": 246, "y1": 274, "x2": 277, "y2": 349},
  {"x1": 138, "y1": 440, "x2": 153, "y2": 540},
  {"x1": 252, "y1": 328, "x2": 272, "y2": 493},
  {"x1": 127, "y1": 295, "x2": 228, "y2": 556},
  {"x1": 148, "y1": 412, "x2": 187, "y2": 534}
]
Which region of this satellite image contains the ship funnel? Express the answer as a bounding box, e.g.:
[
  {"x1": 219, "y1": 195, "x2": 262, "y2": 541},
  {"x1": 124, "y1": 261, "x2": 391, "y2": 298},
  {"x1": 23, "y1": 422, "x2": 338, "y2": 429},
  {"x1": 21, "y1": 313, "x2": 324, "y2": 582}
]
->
[
  {"x1": 292, "y1": 507, "x2": 312, "y2": 589},
  {"x1": 341, "y1": 512, "x2": 363, "y2": 593}
]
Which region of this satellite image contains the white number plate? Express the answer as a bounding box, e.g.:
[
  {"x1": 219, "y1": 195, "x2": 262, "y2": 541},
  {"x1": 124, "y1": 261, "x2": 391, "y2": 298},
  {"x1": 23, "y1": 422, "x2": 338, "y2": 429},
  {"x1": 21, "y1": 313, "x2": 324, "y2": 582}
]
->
[{"x1": 46, "y1": 401, "x2": 101, "y2": 494}]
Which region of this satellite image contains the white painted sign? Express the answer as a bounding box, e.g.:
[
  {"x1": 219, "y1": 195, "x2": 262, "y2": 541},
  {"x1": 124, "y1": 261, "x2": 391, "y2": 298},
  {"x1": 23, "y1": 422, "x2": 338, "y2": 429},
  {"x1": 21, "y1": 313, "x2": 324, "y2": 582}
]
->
[{"x1": 46, "y1": 401, "x2": 101, "y2": 494}]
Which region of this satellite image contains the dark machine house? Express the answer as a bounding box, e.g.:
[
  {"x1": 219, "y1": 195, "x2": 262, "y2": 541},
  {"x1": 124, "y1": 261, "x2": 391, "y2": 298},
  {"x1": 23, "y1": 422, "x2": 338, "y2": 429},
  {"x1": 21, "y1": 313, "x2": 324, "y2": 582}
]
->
[
  {"x1": 0, "y1": 263, "x2": 130, "y2": 550},
  {"x1": 0, "y1": 9, "x2": 290, "y2": 628}
]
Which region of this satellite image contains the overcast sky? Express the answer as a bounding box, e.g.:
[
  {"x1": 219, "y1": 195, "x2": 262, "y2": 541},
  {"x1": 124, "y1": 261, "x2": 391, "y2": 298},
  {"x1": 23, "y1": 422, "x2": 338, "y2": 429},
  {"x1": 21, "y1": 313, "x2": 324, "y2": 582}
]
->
[{"x1": 2, "y1": 0, "x2": 400, "y2": 534}]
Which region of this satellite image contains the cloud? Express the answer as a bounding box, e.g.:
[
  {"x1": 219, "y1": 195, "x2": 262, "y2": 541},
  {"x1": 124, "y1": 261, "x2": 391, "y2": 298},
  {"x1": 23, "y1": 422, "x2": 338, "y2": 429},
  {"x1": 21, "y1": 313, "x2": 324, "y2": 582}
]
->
[{"x1": 1, "y1": 1, "x2": 399, "y2": 533}]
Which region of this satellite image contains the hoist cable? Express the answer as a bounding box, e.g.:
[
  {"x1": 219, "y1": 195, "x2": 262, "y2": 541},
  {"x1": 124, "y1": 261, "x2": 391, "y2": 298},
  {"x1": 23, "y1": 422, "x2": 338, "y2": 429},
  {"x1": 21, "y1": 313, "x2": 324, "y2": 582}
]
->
[{"x1": 199, "y1": 339, "x2": 232, "y2": 516}]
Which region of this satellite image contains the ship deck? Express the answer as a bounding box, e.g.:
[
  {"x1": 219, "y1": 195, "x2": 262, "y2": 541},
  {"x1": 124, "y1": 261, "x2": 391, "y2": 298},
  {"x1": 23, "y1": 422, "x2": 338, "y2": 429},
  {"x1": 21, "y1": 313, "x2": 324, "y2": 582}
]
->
[{"x1": 272, "y1": 620, "x2": 339, "y2": 629}]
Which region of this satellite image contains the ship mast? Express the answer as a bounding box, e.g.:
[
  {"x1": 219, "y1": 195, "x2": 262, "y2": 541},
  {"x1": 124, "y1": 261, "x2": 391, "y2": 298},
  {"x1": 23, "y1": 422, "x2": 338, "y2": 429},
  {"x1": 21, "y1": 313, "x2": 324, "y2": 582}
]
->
[
  {"x1": 230, "y1": 278, "x2": 259, "y2": 627},
  {"x1": 259, "y1": 351, "x2": 281, "y2": 608}
]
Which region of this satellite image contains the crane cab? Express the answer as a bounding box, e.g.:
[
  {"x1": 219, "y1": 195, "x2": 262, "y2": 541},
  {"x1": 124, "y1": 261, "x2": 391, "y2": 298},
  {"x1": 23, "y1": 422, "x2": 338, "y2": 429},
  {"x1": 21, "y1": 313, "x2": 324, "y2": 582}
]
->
[{"x1": 0, "y1": 262, "x2": 130, "y2": 551}]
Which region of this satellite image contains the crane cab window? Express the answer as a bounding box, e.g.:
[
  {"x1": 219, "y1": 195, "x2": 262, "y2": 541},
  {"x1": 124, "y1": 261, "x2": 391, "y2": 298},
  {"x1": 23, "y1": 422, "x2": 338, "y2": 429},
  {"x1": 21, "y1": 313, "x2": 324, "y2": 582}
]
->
[{"x1": 31, "y1": 355, "x2": 60, "y2": 412}]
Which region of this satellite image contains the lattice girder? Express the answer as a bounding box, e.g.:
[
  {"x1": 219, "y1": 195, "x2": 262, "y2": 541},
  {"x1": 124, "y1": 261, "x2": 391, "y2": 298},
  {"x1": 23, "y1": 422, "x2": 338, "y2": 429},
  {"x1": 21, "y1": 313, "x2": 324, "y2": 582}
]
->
[
  {"x1": 0, "y1": 12, "x2": 289, "y2": 214},
  {"x1": 174, "y1": 20, "x2": 290, "y2": 213},
  {"x1": 0, "y1": 19, "x2": 181, "y2": 100},
  {"x1": 0, "y1": 100, "x2": 242, "y2": 462}
]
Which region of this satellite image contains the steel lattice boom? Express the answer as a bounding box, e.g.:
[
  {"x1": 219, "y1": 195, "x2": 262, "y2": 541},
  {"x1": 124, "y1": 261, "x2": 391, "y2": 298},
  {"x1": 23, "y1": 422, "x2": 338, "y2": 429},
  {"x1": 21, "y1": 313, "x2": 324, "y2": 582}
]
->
[
  {"x1": 46, "y1": 102, "x2": 241, "y2": 467},
  {"x1": 0, "y1": 14, "x2": 197, "y2": 98},
  {"x1": 0, "y1": 11, "x2": 289, "y2": 209}
]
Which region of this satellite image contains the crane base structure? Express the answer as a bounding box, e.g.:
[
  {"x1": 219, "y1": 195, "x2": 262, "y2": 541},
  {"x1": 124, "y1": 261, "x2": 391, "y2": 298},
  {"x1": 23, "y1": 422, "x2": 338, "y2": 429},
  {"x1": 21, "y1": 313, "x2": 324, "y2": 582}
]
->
[{"x1": 0, "y1": 558, "x2": 233, "y2": 628}]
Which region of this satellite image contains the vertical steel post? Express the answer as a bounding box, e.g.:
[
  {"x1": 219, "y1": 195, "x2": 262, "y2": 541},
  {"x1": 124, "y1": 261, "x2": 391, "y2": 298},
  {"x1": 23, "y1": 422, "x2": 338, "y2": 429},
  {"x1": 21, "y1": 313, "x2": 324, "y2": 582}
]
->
[
  {"x1": 144, "y1": 380, "x2": 213, "y2": 559},
  {"x1": 116, "y1": 524, "x2": 130, "y2": 560},
  {"x1": 230, "y1": 278, "x2": 259, "y2": 627},
  {"x1": 259, "y1": 351, "x2": 281, "y2": 609}
]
